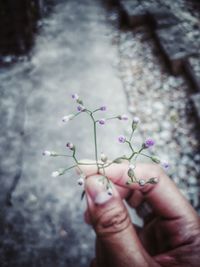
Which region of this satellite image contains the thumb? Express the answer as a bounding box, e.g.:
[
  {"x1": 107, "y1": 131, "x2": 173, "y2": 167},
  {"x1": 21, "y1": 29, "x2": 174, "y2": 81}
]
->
[{"x1": 85, "y1": 175, "x2": 156, "y2": 267}]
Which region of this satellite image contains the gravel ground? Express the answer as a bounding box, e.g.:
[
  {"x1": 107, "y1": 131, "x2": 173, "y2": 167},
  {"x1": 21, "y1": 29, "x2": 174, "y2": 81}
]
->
[{"x1": 107, "y1": 8, "x2": 200, "y2": 210}]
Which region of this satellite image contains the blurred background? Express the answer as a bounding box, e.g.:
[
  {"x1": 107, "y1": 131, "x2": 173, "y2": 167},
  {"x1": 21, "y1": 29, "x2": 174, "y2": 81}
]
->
[{"x1": 0, "y1": 0, "x2": 199, "y2": 266}]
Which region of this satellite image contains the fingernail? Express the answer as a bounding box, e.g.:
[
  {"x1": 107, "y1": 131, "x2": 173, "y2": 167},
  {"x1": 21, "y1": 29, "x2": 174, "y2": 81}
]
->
[
  {"x1": 94, "y1": 192, "x2": 112, "y2": 205},
  {"x1": 86, "y1": 175, "x2": 113, "y2": 205}
]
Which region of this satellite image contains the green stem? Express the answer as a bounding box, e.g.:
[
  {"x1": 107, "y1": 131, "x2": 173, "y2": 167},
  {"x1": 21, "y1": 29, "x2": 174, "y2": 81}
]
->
[
  {"x1": 129, "y1": 130, "x2": 134, "y2": 142},
  {"x1": 62, "y1": 164, "x2": 78, "y2": 173},
  {"x1": 139, "y1": 152, "x2": 152, "y2": 159},
  {"x1": 91, "y1": 114, "x2": 99, "y2": 172},
  {"x1": 78, "y1": 162, "x2": 103, "y2": 166},
  {"x1": 125, "y1": 140, "x2": 134, "y2": 153},
  {"x1": 54, "y1": 154, "x2": 73, "y2": 157},
  {"x1": 105, "y1": 116, "x2": 119, "y2": 121}
]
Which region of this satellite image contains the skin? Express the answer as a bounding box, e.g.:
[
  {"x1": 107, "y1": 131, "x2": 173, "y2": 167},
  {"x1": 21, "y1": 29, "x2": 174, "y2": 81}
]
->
[{"x1": 79, "y1": 162, "x2": 200, "y2": 267}]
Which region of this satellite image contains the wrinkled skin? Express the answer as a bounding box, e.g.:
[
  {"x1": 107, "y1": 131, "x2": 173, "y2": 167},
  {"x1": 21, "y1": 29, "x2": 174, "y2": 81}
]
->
[{"x1": 80, "y1": 163, "x2": 200, "y2": 267}]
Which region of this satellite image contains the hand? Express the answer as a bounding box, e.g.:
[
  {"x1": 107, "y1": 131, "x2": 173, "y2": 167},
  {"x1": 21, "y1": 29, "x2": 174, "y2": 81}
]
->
[{"x1": 80, "y1": 162, "x2": 200, "y2": 267}]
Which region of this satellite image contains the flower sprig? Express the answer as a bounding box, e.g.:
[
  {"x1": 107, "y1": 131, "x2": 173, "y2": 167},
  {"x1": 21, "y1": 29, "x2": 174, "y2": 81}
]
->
[{"x1": 43, "y1": 94, "x2": 169, "y2": 197}]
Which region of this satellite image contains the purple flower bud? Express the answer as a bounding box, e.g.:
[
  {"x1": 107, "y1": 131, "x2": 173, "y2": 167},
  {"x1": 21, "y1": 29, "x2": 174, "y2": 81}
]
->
[
  {"x1": 144, "y1": 138, "x2": 155, "y2": 148},
  {"x1": 72, "y1": 93, "x2": 79, "y2": 100},
  {"x1": 77, "y1": 105, "x2": 85, "y2": 112},
  {"x1": 161, "y1": 162, "x2": 170, "y2": 169},
  {"x1": 100, "y1": 106, "x2": 106, "y2": 111},
  {"x1": 118, "y1": 114, "x2": 128, "y2": 120},
  {"x1": 98, "y1": 118, "x2": 106, "y2": 125},
  {"x1": 118, "y1": 135, "x2": 126, "y2": 143},
  {"x1": 66, "y1": 142, "x2": 75, "y2": 150}
]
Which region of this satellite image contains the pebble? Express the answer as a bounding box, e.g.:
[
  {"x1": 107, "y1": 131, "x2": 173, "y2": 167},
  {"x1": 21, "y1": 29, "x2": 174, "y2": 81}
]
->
[{"x1": 114, "y1": 14, "x2": 200, "y2": 209}]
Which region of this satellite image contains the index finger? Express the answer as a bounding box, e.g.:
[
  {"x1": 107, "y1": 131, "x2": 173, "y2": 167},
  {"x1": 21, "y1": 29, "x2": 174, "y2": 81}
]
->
[{"x1": 79, "y1": 162, "x2": 198, "y2": 221}]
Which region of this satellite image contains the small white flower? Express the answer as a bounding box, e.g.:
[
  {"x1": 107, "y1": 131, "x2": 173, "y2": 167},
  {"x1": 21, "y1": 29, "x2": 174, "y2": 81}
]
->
[
  {"x1": 133, "y1": 116, "x2": 140, "y2": 123},
  {"x1": 62, "y1": 114, "x2": 74, "y2": 122},
  {"x1": 43, "y1": 150, "x2": 51, "y2": 156},
  {"x1": 51, "y1": 171, "x2": 60, "y2": 177},
  {"x1": 129, "y1": 164, "x2": 135, "y2": 170},
  {"x1": 139, "y1": 179, "x2": 146, "y2": 186},
  {"x1": 77, "y1": 177, "x2": 84, "y2": 186},
  {"x1": 100, "y1": 152, "x2": 108, "y2": 163},
  {"x1": 77, "y1": 173, "x2": 86, "y2": 186},
  {"x1": 42, "y1": 150, "x2": 57, "y2": 156},
  {"x1": 118, "y1": 114, "x2": 128, "y2": 120},
  {"x1": 107, "y1": 188, "x2": 113, "y2": 196}
]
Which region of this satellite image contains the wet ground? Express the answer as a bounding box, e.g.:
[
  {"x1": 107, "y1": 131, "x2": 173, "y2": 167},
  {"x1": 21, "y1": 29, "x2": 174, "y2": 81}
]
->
[{"x1": 0, "y1": 0, "x2": 199, "y2": 266}]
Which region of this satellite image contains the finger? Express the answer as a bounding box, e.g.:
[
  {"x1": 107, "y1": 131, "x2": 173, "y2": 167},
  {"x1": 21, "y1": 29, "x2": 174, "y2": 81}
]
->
[
  {"x1": 126, "y1": 189, "x2": 144, "y2": 208},
  {"x1": 80, "y1": 162, "x2": 198, "y2": 222},
  {"x1": 85, "y1": 174, "x2": 157, "y2": 267}
]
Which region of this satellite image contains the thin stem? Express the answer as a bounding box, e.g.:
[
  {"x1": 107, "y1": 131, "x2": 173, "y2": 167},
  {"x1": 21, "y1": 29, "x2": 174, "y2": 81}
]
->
[
  {"x1": 105, "y1": 116, "x2": 119, "y2": 121},
  {"x1": 92, "y1": 108, "x2": 101, "y2": 114},
  {"x1": 90, "y1": 114, "x2": 99, "y2": 172},
  {"x1": 78, "y1": 162, "x2": 99, "y2": 166},
  {"x1": 98, "y1": 156, "x2": 128, "y2": 169},
  {"x1": 54, "y1": 154, "x2": 73, "y2": 157},
  {"x1": 72, "y1": 153, "x2": 83, "y2": 173},
  {"x1": 129, "y1": 129, "x2": 134, "y2": 142},
  {"x1": 139, "y1": 152, "x2": 152, "y2": 159},
  {"x1": 125, "y1": 140, "x2": 134, "y2": 153},
  {"x1": 62, "y1": 164, "x2": 78, "y2": 173}
]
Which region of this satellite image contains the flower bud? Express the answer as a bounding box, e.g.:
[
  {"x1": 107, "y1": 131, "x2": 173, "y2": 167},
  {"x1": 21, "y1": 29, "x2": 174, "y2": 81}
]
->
[
  {"x1": 77, "y1": 177, "x2": 84, "y2": 186},
  {"x1": 132, "y1": 116, "x2": 140, "y2": 124},
  {"x1": 151, "y1": 156, "x2": 160, "y2": 163},
  {"x1": 118, "y1": 114, "x2": 128, "y2": 120},
  {"x1": 77, "y1": 105, "x2": 86, "y2": 112},
  {"x1": 129, "y1": 164, "x2": 135, "y2": 170},
  {"x1": 132, "y1": 116, "x2": 140, "y2": 131},
  {"x1": 66, "y1": 142, "x2": 75, "y2": 150},
  {"x1": 100, "y1": 153, "x2": 108, "y2": 163},
  {"x1": 139, "y1": 179, "x2": 146, "y2": 186},
  {"x1": 118, "y1": 135, "x2": 126, "y2": 143},
  {"x1": 147, "y1": 177, "x2": 159, "y2": 184},
  {"x1": 42, "y1": 150, "x2": 57, "y2": 156},
  {"x1": 72, "y1": 93, "x2": 79, "y2": 100},
  {"x1": 161, "y1": 162, "x2": 169, "y2": 170},
  {"x1": 107, "y1": 187, "x2": 113, "y2": 196},
  {"x1": 62, "y1": 114, "x2": 74, "y2": 122},
  {"x1": 98, "y1": 118, "x2": 106, "y2": 125},
  {"x1": 127, "y1": 168, "x2": 134, "y2": 178},
  {"x1": 100, "y1": 106, "x2": 106, "y2": 111},
  {"x1": 143, "y1": 138, "x2": 155, "y2": 148},
  {"x1": 51, "y1": 171, "x2": 61, "y2": 177},
  {"x1": 42, "y1": 150, "x2": 51, "y2": 156},
  {"x1": 77, "y1": 174, "x2": 86, "y2": 186},
  {"x1": 113, "y1": 158, "x2": 122, "y2": 163}
]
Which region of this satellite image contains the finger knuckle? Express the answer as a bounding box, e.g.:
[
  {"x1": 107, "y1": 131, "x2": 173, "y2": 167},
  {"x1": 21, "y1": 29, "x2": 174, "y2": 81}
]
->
[{"x1": 94, "y1": 205, "x2": 130, "y2": 236}]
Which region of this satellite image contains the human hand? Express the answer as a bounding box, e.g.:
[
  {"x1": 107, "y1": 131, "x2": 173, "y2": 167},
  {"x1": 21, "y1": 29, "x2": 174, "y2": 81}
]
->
[{"x1": 80, "y1": 162, "x2": 200, "y2": 267}]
